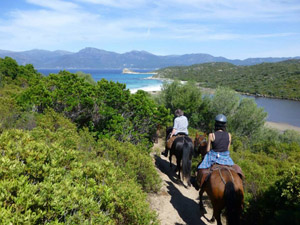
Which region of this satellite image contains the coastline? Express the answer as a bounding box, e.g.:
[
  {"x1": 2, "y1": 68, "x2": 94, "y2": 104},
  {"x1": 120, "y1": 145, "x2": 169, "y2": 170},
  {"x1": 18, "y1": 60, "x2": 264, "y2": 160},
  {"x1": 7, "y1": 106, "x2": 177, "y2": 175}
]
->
[{"x1": 265, "y1": 121, "x2": 300, "y2": 133}]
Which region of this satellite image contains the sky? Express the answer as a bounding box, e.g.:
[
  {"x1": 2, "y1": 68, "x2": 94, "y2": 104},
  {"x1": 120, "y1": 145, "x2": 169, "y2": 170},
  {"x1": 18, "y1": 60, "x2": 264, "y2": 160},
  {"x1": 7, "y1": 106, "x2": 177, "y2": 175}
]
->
[{"x1": 0, "y1": 0, "x2": 299, "y2": 59}]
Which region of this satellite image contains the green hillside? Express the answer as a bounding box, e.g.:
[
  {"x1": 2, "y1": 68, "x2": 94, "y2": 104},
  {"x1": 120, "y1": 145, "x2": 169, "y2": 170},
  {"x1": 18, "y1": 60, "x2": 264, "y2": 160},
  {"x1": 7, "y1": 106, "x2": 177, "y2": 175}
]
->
[{"x1": 154, "y1": 60, "x2": 300, "y2": 100}]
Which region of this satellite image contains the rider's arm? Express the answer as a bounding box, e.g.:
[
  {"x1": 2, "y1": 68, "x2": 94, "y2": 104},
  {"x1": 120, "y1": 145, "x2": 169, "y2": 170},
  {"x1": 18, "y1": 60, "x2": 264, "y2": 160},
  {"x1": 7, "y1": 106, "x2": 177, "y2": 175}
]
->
[
  {"x1": 206, "y1": 133, "x2": 212, "y2": 153},
  {"x1": 228, "y1": 133, "x2": 231, "y2": 150},
  {"x1": 170, "y1": 128, "x2": 176, "y2": 137},
  {"x1": 171, "y1": 118, "x2": 179, "y2": 137}
]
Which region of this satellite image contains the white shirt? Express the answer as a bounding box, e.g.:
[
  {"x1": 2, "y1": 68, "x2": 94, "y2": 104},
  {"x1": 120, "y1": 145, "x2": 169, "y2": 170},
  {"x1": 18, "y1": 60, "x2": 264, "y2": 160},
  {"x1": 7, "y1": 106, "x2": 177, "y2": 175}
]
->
[{"x1": 173, "y1": 116, "x2": 189, "y2": 135}]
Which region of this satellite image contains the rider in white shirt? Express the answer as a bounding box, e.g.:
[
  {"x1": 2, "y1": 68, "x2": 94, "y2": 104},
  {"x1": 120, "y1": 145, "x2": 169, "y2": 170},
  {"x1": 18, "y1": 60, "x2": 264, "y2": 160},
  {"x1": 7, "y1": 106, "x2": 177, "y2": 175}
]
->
[{"x1": 162, "y1": 109, "x2": 189, "y2": 157}]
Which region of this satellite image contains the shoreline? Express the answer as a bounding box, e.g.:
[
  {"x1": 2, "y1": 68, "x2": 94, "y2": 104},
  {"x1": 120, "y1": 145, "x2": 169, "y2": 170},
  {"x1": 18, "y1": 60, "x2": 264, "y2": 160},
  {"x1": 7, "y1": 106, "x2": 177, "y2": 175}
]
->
[{"x1": 265, "y1": 121, "x2": 300, "y2": 133}]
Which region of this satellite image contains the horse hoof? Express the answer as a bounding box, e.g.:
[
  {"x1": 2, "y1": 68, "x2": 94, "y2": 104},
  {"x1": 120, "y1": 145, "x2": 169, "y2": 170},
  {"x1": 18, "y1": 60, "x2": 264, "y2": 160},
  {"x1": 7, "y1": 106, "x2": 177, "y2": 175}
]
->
[{"x1": 209, "y1": 218, "x2": 215, "y2": 223}]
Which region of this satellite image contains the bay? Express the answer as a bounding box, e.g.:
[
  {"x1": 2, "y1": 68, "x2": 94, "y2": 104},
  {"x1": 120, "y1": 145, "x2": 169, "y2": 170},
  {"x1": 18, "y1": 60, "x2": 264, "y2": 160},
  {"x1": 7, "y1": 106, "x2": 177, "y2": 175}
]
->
[{"x1": 243, "y1": 95, "x2": 300, "y2": 127}]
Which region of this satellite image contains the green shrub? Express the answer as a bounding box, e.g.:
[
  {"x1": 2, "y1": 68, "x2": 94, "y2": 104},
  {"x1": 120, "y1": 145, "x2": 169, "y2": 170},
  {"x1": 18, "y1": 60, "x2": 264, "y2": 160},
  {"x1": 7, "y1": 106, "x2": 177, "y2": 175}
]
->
[
  {"x1": 97, "y1": 138, "x2": 162, "y2": 193},
  {"x1": 243, "y1": 166, "x2": 300, "y2": 225},
  {"x1": 0, "y1": 129, "x2": 158, "y2": 224}
]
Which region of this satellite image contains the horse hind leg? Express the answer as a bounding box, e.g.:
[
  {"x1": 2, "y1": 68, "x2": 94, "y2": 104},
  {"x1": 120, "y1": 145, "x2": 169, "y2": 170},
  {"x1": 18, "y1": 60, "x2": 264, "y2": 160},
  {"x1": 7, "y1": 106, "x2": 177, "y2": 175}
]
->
[{"x1": 199, "y1": 188, "x2": 206, "y2": 211}]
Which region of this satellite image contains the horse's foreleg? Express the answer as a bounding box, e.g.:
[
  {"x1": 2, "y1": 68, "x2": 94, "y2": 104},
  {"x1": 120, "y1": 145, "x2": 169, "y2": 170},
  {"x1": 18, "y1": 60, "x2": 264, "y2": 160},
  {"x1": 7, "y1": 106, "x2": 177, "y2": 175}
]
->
[
  {"x1": 176, "y1": 158, "x2": 181, "y2": 179},
  {"x1": 212, "y1": 209, "x2": 222, "y2": 225}
]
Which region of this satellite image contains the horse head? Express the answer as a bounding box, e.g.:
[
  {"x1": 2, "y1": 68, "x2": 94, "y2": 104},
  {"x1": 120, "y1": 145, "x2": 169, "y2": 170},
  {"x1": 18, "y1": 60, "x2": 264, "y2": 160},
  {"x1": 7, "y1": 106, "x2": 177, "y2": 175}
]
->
[{"x1": 194, "y1": 132, "x2": 207, "y2": 158}]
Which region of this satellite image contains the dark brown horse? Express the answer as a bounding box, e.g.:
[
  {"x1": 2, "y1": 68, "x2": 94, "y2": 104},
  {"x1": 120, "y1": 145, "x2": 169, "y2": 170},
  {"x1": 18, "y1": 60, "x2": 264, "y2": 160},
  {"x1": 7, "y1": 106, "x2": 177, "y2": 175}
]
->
[
  {"x1": 169, "y1": 135, "x2": 194, "y2": 186},
  {"x1": 166, "y1": 128, "x2": 194, "y2": 186},
  {"x1": 198, "y1": 166, "x2": 244, "y2": 225},
  {"x1": 193, "y1": 132, "x2": 207, "y2": 159}
]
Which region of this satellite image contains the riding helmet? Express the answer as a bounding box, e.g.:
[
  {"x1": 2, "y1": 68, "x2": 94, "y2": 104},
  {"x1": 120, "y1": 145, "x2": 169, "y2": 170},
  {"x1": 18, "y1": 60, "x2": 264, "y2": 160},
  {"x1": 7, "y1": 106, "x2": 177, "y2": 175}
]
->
[{"x1": 215, "y1": 114, "x2": 227, "y2": 123}]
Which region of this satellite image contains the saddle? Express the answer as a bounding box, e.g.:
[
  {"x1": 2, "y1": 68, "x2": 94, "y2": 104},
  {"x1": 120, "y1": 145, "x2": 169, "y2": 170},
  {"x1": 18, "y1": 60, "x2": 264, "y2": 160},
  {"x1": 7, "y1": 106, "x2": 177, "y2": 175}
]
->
[
  {"x1": 166, "y1": 133, "x2": 187, "y2": 150},
  {"x1": 197, "y1": 164, "x2": 245, "y2": 189}
]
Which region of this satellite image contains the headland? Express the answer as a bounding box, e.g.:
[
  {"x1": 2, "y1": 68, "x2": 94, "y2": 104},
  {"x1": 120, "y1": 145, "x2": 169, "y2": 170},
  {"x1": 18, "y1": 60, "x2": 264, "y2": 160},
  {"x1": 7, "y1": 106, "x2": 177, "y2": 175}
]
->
[{"x1": 122, "y1": 68, "x2": 158, "y2": 75}]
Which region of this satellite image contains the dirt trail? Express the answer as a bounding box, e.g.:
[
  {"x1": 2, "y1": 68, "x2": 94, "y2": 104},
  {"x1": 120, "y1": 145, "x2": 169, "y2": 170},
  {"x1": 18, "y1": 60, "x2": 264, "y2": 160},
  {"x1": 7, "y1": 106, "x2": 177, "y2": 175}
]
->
[{"x1": 148, "y1": 138, "x2": 226, "y2": 225}]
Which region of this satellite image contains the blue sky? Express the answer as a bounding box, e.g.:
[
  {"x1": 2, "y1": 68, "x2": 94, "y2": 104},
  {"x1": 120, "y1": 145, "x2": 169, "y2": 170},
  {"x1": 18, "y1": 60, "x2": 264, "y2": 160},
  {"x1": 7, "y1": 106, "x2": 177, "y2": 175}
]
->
[{"x1": 0, "y1": 0, "x2": 299, "y2": 59}]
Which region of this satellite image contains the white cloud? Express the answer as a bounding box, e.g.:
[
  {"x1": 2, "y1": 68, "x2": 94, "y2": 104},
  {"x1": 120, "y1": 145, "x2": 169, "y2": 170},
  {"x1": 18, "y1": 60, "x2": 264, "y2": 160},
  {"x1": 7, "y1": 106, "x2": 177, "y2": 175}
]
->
[
  {"x1": 26, "y1": 0, "x2": 79, "y2": 12},
  {"x1": 75, "y1": 0, "x2": 147, "y2": 8}
]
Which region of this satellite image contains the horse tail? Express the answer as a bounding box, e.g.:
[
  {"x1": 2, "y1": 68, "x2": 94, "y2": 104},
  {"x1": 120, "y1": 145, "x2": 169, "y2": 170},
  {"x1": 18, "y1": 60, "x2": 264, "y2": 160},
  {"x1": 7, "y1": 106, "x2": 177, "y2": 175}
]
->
[
  {"x1": 182, "y1": 138, "x2": 192, "y2": 182},
  {"x1": 224, "y1": 181, "x2": 242, "y2": 225}
]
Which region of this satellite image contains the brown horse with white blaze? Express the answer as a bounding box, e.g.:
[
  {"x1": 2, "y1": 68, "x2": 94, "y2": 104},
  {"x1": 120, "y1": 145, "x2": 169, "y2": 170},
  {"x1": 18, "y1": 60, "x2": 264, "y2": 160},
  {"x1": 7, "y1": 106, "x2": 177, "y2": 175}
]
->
[{"x1": 198, "y1": 165, "x2": 244, "y2": 225}]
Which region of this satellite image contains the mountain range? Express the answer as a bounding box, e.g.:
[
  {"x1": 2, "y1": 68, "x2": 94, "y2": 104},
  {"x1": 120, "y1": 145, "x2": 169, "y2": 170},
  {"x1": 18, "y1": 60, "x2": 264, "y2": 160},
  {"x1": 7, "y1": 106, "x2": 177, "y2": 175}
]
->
[{"x1": 0, "y1": 47, "x2": 299, "y2": 69}]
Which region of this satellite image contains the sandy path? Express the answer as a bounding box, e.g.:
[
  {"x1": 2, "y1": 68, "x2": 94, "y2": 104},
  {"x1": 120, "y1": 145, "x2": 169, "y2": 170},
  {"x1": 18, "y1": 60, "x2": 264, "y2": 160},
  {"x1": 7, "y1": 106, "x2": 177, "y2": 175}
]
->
[{"x1": 148, "y1": 138, "x2": 226, "y2": 225}]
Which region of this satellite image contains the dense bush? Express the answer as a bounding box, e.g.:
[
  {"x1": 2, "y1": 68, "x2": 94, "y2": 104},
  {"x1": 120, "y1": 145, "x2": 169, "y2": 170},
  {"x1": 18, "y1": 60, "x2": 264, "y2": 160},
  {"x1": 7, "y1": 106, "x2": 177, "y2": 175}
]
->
[
  {"x1": 242, "y1": 166, "x2": 300, "y2": 225},
  {"x1": 0, "y1": 127, "x2": 159, "y2": 224},
  {"x1": 17, "y1": 70, "x2": 170, "y2": 146},
  {"x1": 96, "y1": 138, "x2": 162, "y2": 192}
]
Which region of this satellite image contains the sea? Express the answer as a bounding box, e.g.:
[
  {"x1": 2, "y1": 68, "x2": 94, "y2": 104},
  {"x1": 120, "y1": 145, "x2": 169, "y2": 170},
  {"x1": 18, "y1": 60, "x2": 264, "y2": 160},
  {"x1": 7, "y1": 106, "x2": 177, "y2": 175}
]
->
[
  {"x1": 38, "y1": 69, "x2": 163, "y2": 93},
  {"x1": 37, "y1": 68, "x2": 300, "y2": 127}
]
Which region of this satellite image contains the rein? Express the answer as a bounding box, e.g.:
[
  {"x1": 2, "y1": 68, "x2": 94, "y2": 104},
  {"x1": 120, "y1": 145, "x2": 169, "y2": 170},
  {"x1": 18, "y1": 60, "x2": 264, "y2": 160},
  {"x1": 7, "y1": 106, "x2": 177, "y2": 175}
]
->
[{"x1": 218, "y1": 167, "x2": 234, "y2": 185}]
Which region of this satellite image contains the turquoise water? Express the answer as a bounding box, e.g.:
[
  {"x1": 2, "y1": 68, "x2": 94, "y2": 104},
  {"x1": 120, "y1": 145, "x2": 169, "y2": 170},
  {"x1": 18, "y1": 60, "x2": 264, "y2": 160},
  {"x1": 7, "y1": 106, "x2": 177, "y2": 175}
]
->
[{"x1": 38, "y1": 69, "x2": 163, "y2": 92}]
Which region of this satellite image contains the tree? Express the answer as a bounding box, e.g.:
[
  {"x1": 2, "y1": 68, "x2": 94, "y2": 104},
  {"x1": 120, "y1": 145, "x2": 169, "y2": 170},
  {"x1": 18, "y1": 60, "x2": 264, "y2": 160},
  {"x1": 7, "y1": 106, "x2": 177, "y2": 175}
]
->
[
  {"x1": 229, "y1": 97, "x2": 267, "y2": 138},
  {"x1": 158, "y1": 80, "x2": 204, "y2": 127},
  {"x1": 0, "y1": 57, "x2": 19, "y2": 81}
]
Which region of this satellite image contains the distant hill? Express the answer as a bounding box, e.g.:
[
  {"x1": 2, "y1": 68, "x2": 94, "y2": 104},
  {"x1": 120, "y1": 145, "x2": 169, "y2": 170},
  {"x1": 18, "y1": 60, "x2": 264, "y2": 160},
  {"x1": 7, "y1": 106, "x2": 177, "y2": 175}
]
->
[
  {"x1": 154, "y1": 59, "x2": 300, "y2": 100},
  {"x1": 0, "y1": 47, "x2": 299, "y2": 69}
]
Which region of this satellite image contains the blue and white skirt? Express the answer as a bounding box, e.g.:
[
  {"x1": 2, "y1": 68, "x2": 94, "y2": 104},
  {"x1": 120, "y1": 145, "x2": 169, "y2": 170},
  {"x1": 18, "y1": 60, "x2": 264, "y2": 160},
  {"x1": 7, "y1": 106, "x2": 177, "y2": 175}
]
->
[{"x1": 198, "y1": 150, "x2": 234, "y2": 169}]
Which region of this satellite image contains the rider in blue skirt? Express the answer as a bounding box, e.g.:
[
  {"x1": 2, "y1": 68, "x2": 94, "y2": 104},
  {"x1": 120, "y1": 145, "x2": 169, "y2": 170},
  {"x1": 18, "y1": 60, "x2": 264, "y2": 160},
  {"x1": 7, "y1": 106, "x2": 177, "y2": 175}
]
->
[{"x1": 198, "y1": 114, "x2": 234, "y2": 169}]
